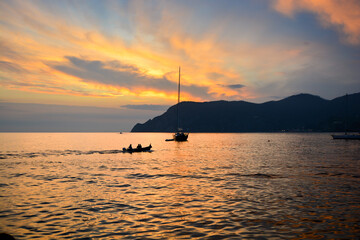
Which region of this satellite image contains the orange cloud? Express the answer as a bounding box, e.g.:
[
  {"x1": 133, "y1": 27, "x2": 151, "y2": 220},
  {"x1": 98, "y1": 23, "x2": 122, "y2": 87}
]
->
[
  {"x1": 1, "y1": 0, "x2": 258, "y2": 105},
  {"x1": 3, "y1": 0, "x2": 347, "y2": 107},
  {"x1": 272, "y1": 0, "x2": 360, "y2": 45}
]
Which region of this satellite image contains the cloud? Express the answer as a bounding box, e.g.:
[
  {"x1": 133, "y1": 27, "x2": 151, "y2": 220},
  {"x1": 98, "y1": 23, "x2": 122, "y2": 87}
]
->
[
  {"x1": 0, "y1": 61, "x2": 27, "y2": 73},
  {"x1": 0, "y1": 0, "x2": 292, "y2": 103},
  {"x1": 50, "y1": 56, "x2": 153, "y2": 88},
  {"x1": 1, "y1": 0, "x2": 359, "y2": 111},
  {"x1": 272, "y1": 0, "x2": 360, "y2": 45},
  {"x1": 225, "y1": 84, "x2": 245, "y2": 89},
  {"x1": 0, "y1": 40, "x2": 23, "y2": 60},
  {"x1": 122, "y1": 104, "x2": 170, "y2": 111},
  {"x1": 48, "y1": 56, "x2": 212, "y2": 100}
]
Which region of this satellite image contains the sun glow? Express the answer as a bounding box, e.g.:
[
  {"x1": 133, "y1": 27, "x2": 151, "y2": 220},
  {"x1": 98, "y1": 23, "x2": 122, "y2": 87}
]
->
[{"x1": 1, "y1": 0, "x2": 359, "y2": 110}]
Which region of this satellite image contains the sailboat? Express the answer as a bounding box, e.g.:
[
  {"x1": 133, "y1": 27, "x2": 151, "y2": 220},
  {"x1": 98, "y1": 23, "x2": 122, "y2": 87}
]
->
[
  {"x1": 173, "y1": 67, "x2": 189, "y2": 141},
  {"x1": 332, "y1": 94, "x2": 360, "y2": 140}
]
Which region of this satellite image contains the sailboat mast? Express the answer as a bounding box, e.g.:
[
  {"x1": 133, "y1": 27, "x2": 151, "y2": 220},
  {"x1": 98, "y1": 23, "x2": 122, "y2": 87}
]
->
[
  {"x1": 178, "y1": 67, "x2": 181, "y2": 104},
  {"x1": 177, "y1": 67, "x2": 181, "y2": 131}
]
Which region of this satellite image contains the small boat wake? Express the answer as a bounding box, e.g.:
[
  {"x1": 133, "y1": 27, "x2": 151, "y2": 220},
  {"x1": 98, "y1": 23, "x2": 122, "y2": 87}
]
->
[{"x1": 0, "y1": 146, "x2": 153, "y2": 159}]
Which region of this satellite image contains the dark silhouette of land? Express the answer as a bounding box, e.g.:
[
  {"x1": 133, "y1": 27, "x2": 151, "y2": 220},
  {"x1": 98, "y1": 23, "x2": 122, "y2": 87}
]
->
[{"x1": 131, "y1": 93, "x2": 360, "y2": 132}]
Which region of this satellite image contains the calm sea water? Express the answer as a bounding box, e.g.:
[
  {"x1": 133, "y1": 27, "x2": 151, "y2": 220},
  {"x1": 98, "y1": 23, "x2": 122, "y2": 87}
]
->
[{"x1": 0, "y1": 133, "x2": 359, "y2": 239}]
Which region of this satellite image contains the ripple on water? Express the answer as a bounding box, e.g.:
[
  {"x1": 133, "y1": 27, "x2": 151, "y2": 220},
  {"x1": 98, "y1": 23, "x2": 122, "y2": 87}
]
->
[
  {"x1": 0, "y1": 148, "x2": 138, "y2": 160},
  {"x1": 1, "y1": 133, "x2": 360, "y2": 239},
  {"x1": 110, "y1": 167, "x2": 135, "y2": 171},
  {"x1": 106, "y1": 184, "x2": 131, "y2": 188},
  {"x1": 226, "y1": 173, "x2": 281, "y2": 178}
]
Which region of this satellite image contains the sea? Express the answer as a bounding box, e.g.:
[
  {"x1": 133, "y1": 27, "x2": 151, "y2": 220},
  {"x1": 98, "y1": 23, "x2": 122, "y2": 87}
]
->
[{"x1": 0, "y1": 132, "x2": 359, "y2": 239}]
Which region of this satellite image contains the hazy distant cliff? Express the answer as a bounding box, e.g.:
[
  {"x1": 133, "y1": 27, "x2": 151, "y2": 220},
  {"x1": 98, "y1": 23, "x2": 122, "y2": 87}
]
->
[{"x1": 131, "y1": 93, "x2": 360, "y2": 132}]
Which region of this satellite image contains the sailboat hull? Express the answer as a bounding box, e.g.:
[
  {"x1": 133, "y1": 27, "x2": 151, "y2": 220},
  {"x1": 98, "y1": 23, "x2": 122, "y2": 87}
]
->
[{"x1": 173, "y1": 132, "x2": 188, "y2": 141}]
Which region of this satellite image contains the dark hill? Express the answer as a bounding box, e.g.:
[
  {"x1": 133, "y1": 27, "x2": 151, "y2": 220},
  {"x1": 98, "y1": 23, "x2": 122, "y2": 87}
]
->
[{"x1": 131, "y1": 93, "x2": 360, "y2": 132}]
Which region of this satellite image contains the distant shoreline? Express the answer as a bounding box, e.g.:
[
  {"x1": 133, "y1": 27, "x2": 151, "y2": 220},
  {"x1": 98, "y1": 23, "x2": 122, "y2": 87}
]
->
[{"x1": 132, "y1": 93, "x2": 360, "y2": 133}]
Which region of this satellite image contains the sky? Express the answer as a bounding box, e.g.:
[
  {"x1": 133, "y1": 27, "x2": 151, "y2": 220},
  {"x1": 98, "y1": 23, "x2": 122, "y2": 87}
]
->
[{"x1": 1, "y1": 0, "x2": 360, "y2": 131}]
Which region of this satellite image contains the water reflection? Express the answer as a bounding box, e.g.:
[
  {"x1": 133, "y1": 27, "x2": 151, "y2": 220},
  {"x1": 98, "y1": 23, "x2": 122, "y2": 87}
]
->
[{"x1": 0, "y1": 133, "x2": 359, "y2": 238}]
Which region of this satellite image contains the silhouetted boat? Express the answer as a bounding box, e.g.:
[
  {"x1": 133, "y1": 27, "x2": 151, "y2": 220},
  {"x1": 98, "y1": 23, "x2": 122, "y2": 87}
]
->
[
  {"x1": 331, "y1": 94, "x2": 360, "y2": 140},
  {"x1": 123, "y1": 144, "x2": 152, "y2": 153},
  {"x1": 173, "y1": 131, "x2": 188, "y2": 141},
  {"x1": 172, "y1": 67, "x2": 189, "y2": 142}
]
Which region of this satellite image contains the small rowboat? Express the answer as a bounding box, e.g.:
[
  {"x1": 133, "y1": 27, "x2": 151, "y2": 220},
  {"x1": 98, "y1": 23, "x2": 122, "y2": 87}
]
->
[{"x1": 123, "y1": 144, "x2": 152, "y2": 153}]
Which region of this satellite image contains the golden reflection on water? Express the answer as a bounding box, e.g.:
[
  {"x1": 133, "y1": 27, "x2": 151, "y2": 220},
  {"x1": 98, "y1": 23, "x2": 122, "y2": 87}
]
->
[{"x1": 0, "y1": 133, "x2": 359, "y2": 239}]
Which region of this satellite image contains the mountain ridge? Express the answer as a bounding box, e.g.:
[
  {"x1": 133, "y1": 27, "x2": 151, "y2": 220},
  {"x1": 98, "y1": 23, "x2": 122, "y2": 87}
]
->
[{"x1": 131, "y1": 93, "x2": 360, "y2": 132}]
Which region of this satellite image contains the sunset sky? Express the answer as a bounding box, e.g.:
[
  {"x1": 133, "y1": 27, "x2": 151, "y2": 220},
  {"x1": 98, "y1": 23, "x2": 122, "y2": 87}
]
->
[{"x1": 1, "y1": 0, "x2": 360, "y2": 131}]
